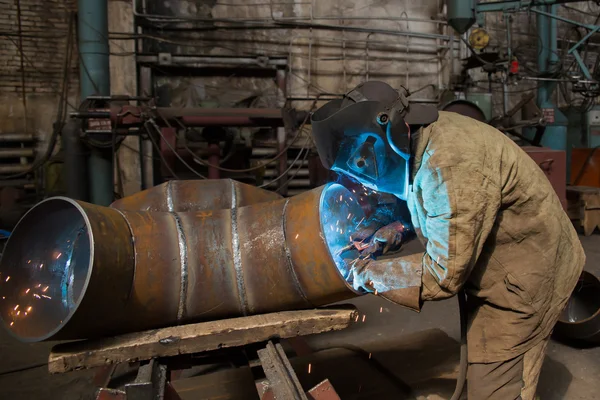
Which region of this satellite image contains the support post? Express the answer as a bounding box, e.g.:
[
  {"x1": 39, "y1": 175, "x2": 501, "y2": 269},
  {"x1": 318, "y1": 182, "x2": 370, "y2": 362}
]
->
[{"x1": 78, "y1": 0, "x2": 113, "y2": 205}]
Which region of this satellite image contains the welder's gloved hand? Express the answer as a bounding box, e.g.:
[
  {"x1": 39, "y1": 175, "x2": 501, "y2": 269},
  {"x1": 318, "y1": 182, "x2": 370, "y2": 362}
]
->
[
  {"x1": 361, "y1": 221, "x2": 407, "y2": 257},
  {"x1": 349, "y1": 256, "x2": 423, "y2": 312}
]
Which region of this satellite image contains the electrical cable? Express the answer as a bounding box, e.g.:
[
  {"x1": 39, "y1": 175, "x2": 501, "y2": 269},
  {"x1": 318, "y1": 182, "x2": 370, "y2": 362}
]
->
[
  {"x1": 144, "y1": 121, "x2": 181, "y2": 180},
  {"x1": 450, "y1": 290, "x2": 468, "y2": 400},
  {"x1": 258, "y1": 138, "x2": 310, "y2": 188},
  {"x1": 274, "y1": 140, "x2": 312, "y2": 194},
  {"x1": 148, "y1": 119, "x2": 207, "y2": 179}
]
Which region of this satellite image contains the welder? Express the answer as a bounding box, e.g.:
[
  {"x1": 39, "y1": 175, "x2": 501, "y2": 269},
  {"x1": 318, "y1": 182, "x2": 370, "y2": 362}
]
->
[{"x1": 311, "y1": 81, "x2": 585, "y2": 400}]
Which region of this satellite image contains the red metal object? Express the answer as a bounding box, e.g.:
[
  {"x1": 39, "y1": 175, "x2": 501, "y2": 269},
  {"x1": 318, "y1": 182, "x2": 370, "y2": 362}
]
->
[
  {"x1": 160, "y1": 127, "x2": 177, "y2": 178},
  {"x1": 207, "y1": 143, "x2": 220, "y2": 179},
  {"x1": 571, "y1": 148, "x2": 600, "y2": 188},
  {"x1": 522, "y1": 146, "x2": 567, "y2": 210},
  {"x1": 95, "y1": 388, "x2": 126, "y2": 400},
  {"x1": 308, "y1": 379, "x2": 341, "y2": 400}
]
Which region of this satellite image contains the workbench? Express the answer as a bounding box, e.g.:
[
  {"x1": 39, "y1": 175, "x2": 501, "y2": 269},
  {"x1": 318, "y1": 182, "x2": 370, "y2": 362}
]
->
[{"x1": 49, "y1": 308, "x2": 357, "y2": 400}]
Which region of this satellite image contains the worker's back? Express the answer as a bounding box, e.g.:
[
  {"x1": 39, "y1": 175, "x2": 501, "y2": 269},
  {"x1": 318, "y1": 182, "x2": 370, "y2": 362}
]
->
[{"x1": 412, "y1": 111, "x2": 584, "y2": 363}]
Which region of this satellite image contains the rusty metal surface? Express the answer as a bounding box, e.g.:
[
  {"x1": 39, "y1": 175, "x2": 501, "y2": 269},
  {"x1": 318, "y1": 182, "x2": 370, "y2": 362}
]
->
[
  {"x1": 111, "y1": 179, "x2": 281, "y2": 212},
  {"x1": 0, "y1": 181, "x2": 357, "y2": 341},
  {"x1": 96, "y1": 388, "x2": 126, "y2": 400},
  {"x1": 257, "y1": 341, "x2": 308, "y2": 400}
]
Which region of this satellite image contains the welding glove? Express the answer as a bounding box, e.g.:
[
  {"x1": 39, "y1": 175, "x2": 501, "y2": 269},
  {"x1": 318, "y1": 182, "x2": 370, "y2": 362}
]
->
[
  {"x1": 350, "y1": 256, "x2": 422, "y2": 311},
  {"x1": 360, "y1": 221, "x2": 408, "y2": 257}
]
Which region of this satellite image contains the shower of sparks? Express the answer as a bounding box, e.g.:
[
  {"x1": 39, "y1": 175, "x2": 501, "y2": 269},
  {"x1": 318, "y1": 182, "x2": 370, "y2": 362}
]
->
[
  {"x1": 5, "y1": 276, "x2": 10, "y2": 282},
  {"x1": 41, "y1": 295, "x2": 52, "y2": 300},
  {"x1": 308, "y1": 363, "x2": 312, "y2": 374},
  {"x1": 362, "y1": 315, "x2": 366, "y2": 323},
  {"x1": 25, "y1": 288, "x2": 30, "y2": 294},
  {"x1": 295, "y1": 234, "x2": 299, "y2": 239},
  {"x1": 33, "y1": 294, "x2": 41, "y2": 299}
]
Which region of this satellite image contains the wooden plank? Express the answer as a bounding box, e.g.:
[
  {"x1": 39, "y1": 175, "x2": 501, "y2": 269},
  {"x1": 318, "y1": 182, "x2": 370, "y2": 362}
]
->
[{"x1": 49, "y1": 308, "x2": 357, "y2": 374}]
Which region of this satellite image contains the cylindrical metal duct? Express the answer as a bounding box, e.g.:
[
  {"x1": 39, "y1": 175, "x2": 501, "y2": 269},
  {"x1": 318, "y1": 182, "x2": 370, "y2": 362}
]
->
[
  {"x1": 0, "y1": 179, "x2": 363, "y2": 342},
  {"x1": 555, "y1": 271, "x2": 600, "y2": 344}
]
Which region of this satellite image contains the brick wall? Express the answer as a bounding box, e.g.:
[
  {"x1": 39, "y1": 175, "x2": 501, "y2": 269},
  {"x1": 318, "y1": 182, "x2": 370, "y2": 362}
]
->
[{"x1": 0, "y1": 0, "x2": 78, "y2": 96}]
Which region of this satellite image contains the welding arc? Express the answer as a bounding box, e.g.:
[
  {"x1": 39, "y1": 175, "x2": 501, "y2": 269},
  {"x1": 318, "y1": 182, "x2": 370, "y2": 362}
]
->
[{"x1": 173, "y1": 98, "x2": 318, "y2": 174}]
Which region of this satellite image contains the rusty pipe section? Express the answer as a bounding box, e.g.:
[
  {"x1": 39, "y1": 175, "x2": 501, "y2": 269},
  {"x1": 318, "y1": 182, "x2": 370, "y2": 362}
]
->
[{"x1": 0, "y1": 179, "x2": 360, "y2": 341}]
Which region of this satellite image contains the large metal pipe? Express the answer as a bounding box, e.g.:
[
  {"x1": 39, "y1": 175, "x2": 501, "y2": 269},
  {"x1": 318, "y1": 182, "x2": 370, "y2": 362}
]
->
[
  {"x1": 78, "y1": 0, "x2": 112, "y2": 206},
  {"x1": 0, "y1": 149, "x2": 34, "y2": 158},
  {"x1": 0, "y1": 133, "x2": 34, "y2": 142},
  {"x1": 0, "y1": 180, "x2": 363, "y2": 341}
]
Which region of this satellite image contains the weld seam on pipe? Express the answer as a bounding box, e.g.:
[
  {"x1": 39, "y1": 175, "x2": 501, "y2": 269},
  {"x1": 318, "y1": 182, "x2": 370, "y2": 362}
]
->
[
  {"x1": 166, "y1": 180, "x2": 175, "y2": 212},
  {"x1": 230, "y1": 180, "x2": 249, "y2": 315},
  {"x1": 172, "y1": 212, "x2": 188, "y2": 321},
  {"x1": 111, "y1": 208, "x2": 137, "y2": 300},
  {"x1": 281, "y1": 199, "x2": 311, "y2": 306}
]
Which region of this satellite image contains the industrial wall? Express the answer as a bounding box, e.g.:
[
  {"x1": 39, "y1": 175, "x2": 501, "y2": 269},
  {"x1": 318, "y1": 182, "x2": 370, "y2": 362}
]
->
[{"x1": 1, "y1": 0, "x2": 598, "y2": 199}]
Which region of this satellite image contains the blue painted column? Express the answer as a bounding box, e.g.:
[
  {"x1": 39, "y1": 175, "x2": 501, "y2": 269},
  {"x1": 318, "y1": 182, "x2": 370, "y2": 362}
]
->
[
  {"x1": 78, "y1": 0, "x2": 113, "y2": 205},
  {"x1": 536, "y1": 6, "x2": 568, "y2": 158}
]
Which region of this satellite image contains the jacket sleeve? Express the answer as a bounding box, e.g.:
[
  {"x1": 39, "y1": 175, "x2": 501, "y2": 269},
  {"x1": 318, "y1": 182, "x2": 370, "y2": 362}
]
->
[{"x1": 416, "y1": 165, "x2": 501, "y2": 301}]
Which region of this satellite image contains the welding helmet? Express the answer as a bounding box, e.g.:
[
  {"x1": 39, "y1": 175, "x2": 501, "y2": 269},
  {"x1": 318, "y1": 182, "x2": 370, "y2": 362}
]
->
[{"x1": 311, "y1": 81, "x2": 438, "y2": 200}]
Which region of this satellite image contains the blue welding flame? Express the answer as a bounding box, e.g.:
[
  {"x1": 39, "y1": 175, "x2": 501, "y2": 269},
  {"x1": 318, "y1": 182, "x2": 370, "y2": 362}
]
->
[
  {"x1": 320, "y1": 182, "x2": 415, "y2": 292},
  {"x1": 319, "y1": 183, "x2": 366, "y2": 290}
]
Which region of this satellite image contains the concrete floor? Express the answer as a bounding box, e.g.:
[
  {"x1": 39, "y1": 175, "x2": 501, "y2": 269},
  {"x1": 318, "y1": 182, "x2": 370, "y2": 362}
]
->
[{"x1": 0, "y1": 236, "x2": 599, "y2": 399}]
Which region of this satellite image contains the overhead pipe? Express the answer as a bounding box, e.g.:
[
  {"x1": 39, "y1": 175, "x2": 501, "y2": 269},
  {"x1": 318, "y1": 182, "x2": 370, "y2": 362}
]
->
[
  {"x1": 0, "y1": 180, "x2": 366, "y2": 342},
  {"x1": 78, "y1": 0, "x2": 112, "y2": 206}
]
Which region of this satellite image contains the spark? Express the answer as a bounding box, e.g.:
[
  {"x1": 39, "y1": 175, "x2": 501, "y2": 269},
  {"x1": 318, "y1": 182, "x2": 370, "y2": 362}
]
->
[
  {"x1": 368, "y1": 353, "x2": 372, "y2": 359},
  {"x1": 355, "y1": 217, "x2": 365, "y2": 228},
  {"x1": 330, "y1": 225, "x2": 334, "y2": 231},
  {"x1": 13, "y1": 305, "x2": 18, "y2": 310},
  {"x1": 39, "y1": 263, "x2": 44, "y2": 269},
  {"x1": 33, "y1": 294, "x2": 41, "y2": 299},
  {"x1": 24, "y1": 312, "x2": 27, "y2": 316},
  {"x1": 25, "y1": 288, "x2": 30, "y2": 294},
  {"x1": 374, "y1": 289, "x2": 378, "y2": 296},
  {"x1": 5, "y1": 276, "x2": 10, "y2": 282},
  {"x1": 347, "y1": 213, "x2": 352, "y2": 220},
  {"x1": 27, "y1": 260, "x2": 31, "y2": 264},
  {"x1": 43, "y1": 286, "x2": 49, "y2": 292},
  {"x1": 339, "y1": 195, "x2": 342, "y2": 201},
  {"x1": 354, "y1": 314, "x2": 359, "y2": 322},
  {"x1": 41, "y1": 295, "x2": 52, "y2": 299},
  {"x1": 336, "y1": 220, "x2": 339, "y2": 226},
  {"x1": 352, "y1": 189, "x2": 356, "y2": 193},
  {"x1": 26, "y1": 306, "x2": 32, "y2": 312},
  {"x1": 340, "y1": 229, "x2": 344, "y2": 234},
  {"x1": 349, "y1": 197, "x2": 353, "y2": 201},
  {"x1": 362, "y1": 315, "x2": 366, "y2": 323},
  {"x1": 380, "y1": 307, "x2": 383, "y2": 313},
  {"x1": 56, "y1": 252, "x2": 62, "y2": 259},
  {"x1": 308, "y1": 363, "x2": 312, "y2": 374},
  {"x1": 36, "y1": 284, "x2": 41, "y2": 288},
  {"x1": 10, "y1": 322, "x2": 13, "y2": 326},
  {"x1": 295, "y1": 234, "x2": 299, "y2": 239},
  {"x1": 16, "y1": 310, "x2": 20, "y2": 316},
  {"x1": 1, "y1": 297, "x2": 4, "y2": 300}
]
